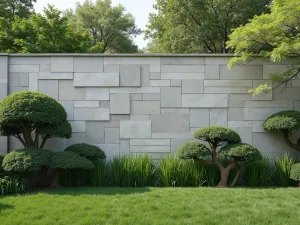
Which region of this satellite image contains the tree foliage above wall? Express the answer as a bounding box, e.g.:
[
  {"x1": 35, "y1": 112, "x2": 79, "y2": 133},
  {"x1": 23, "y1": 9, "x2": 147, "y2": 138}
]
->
[{"x1": 145, "y1": 0, "x2": 271, "y2": 53}]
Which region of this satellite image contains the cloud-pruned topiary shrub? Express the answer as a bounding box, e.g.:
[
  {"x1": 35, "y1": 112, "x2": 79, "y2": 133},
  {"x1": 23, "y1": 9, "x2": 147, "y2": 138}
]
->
[
  {"x1": 290, "y1": 163, "x2": 300, "y2": 187},
  {"x1": 0, "y1": 153, "x2": 5, "y2": 171},
  {"x1": 0, "y1": 91, "x2": 72, "y2": 149},
  {"x1": 49, "y1": 151, "x2": 94, "y2": 187},
  {"x1": 2, "y1": 148, "x2": 54, "y2": 172},
  {"x1": 177, "y1": 142, "x2": 211, "y2": 160},
  {"x1": 178, "y1": 126, "x2": 261, "y2": 187},
  {"x1": 65, "y1": 143, "x2": 106, "y2": 161},
  {"x1": 264, "y1": 110, "x2": 300, "y2": 152}
]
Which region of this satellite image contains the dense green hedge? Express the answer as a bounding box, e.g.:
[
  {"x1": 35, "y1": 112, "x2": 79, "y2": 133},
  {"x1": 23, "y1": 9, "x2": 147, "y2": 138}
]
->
[
  {"x1": 65, "y1": 143, "x2": 106, "y2": 160},
  {"x1": 50, "y1": 152, "x2": 94, "y2": 170}
]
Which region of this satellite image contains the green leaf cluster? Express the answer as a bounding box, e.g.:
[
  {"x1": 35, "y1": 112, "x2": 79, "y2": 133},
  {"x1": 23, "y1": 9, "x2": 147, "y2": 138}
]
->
[
  {"x1": 65, "y1": 143, "x2": 106, "y2": 161},
  {"x1": 264, "y1": 110, "x2": 300, "y2": 132},
  {"x1": 50, "y1": 152, "x2": 94, "y2": 170},
  {"x1": 290, "y1": 163, "x2": 300, "y2": 181},
  {"x1": 177, "y1": 142, "x2": 211, "y2": 160},
  {"x1": 220, "y1": 143, "x2": 262, "y2": 162}
]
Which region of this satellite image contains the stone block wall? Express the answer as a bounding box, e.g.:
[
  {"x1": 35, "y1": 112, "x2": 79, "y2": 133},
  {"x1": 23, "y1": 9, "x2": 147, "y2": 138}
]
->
[{"x1": 0, "y1": 54, "x2": 299, "y2": 159}]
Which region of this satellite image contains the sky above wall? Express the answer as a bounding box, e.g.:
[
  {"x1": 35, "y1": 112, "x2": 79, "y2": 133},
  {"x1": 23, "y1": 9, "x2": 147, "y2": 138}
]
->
[{"x1": 34, "y1": 0, "x2": 157, "y2": 49}]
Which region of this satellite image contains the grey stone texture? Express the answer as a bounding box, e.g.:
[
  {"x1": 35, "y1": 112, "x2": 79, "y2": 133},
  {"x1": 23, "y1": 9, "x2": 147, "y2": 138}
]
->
[{"x1": 1, "y1": 55, "x2": 297, "y2": 158}]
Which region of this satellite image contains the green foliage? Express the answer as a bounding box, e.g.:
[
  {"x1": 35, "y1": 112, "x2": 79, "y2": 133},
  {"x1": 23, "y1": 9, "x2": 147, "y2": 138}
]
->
[
  {"x1": 290, "y1": 163, "x2": 300, "y2": 181},
  {"x1": 220, "y1": 143, "x2": 262, "y2": 162},
  {"x1": 187, "y1": 160, "x2": 206, "y2": 187},
  {"x1": 0, "y1": 153, "x2": 5, "y2": 171},
  {"x1": 0, "y1": 91, "x2": 71, "y2": 149},
  {"x1": 66, "y1": 0, "x2": 140, "y2": 53},
  {"x1": 0, "y1": 175, "x2": 28, "y2": 196},
  {"x1": 264, "y1": 110, "x2": 300, "y2": 132},
  {"x1": 2, "y1": 148, "x2": 54, "y2": 172},
  {"x1": 177, "y1": 142, "x2": 211, "y2": 160},
  {"x1": 111, "y1": 155, "x2": 155, "y2": 187},
  {"x1": 2, "y1": 151, "x2": 32, "y2": 172},
  {"x1": 274, "y1": 153, "x2": 294, "y2": 187},
  {"x1": 244, "y1": 156, "x2": 273, "y2": 186},
  {"x1": 50, "y1": 152, "x2": 94, "y2": 170},
  {"x1": 145, "y1": 0, "x2": 270, "y2": 53},
  {"x1": 0, "y1": 0, "x2": 36, "y2": 20},
  {"x1": 193, "y1": 126, "x2": 241, "y2": 146},
  {"x1": 89, "y1": 159, "x2": 108, "y2": 187},
  {"x1": 65, "y1": 143, "x2": 106, "y2": 161},
  {"x1": 228, "y1": 0, "x2": 300, "y2": 94},
  {"x1": 0, "y1": 5, "x2": 90, "y2": 53}
]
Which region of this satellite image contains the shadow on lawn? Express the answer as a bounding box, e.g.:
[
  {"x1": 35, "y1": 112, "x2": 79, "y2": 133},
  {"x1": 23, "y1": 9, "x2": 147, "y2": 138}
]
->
[
  {"x1": 0, "y1": 203, "x2": 14, "y2": 211},
  {"x1": 43, "y1": 187, "x2": 152, "y2": 196}
]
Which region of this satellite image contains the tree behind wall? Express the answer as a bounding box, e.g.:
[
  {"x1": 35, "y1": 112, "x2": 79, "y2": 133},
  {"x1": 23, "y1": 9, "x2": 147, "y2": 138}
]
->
[
  {"x1": 0, "y1": 0, "x2": 36, "y2": 21},
  {"x1": 66, "y1": 0, "x2": 141, "y2": 53},
  {"x1": 145, "y1": 0, "x2": 271, "y2": 53}
]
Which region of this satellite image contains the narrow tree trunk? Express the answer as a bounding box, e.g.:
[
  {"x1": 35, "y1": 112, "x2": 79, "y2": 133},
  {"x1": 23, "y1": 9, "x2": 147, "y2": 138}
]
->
[{"x1": 218, "y1": 168, "x2": 229, "y2": 187}]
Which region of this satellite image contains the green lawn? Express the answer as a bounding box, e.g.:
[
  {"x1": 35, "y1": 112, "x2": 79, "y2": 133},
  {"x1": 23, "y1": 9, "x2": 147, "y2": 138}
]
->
[{"x1": 0, "y1": 187, "x2": 299, "y2": 225}]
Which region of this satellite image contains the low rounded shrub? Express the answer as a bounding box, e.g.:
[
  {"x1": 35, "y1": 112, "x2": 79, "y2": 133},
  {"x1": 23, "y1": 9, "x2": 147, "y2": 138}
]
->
[
  {"x1": 2, "y1": 148, "x2": 54, "y2": 172},
  {"x1": 264, "y1": 110, "x2": 300, "y2": 131},
  {"x1": 65, "y1": 143, "x2": 106, "y2": 160},
  {"x1": 50, "y1": 152, "x2": 94, "y2": 170},
  {"x1": 290, "y1": 163, "x2": 300, "y2": 182},
  {"x1": 220, "y1": 143, "x2": 261, "y2": 161},
  {"x1": 193, "y1": 126, "x2": 241, "y2": 144},
  {"x1": 177, "y1": 142, "x2": 211, "y2": 160}
]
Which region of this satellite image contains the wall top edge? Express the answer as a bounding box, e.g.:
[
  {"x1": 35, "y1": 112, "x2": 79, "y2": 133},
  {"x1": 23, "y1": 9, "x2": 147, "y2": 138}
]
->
[{"x1": 4, "y1": 53, "x2": 238, "y2": 57}]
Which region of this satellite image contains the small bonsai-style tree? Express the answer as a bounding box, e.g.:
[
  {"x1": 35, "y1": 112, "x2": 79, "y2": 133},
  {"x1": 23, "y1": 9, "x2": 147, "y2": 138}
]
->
[
  {"x1": 264, "y1": 110, "x2": 300, "y2": 152},
  {"x1": 178, "y1": 126, "x2": 261, "y2": 187},
  {"x1": 290, "y1": 163, "x2": 300, "y2": 187},
  {"x1": 65, "y1": 143, "x2": 106, "y2": 161},
  {"x1": 0, "y1": 91, "x2": 72, "y2": 149},
  {"x1": 49, "y1": 151, "x2": 94, "y2": 187}
]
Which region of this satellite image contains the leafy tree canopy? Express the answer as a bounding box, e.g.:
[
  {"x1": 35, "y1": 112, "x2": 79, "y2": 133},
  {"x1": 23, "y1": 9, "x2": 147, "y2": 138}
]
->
[
  {"x1": 227, "y1": 0, "x2": 300, "y2": 95},
  {"x1": 50, "y1": 152, "x2": 94, "y2": 170},
  {"x1": 145, "y1": 0, "x2": 271, "y2": 53},
  {"x1": 0, "y1": 5, "x2": 90, "y2": 53},
  {"x1": 0, "y1": 0, "x2": 36, "y2": 21},
  {"x1": 220, "y1": 143, "x2": 262, "y2": 162},
  {"x1": 177, "y1": 142, "x2": 211, "y2": 160},
  {"x1": 66, "y1": 0, "x2": 140, "y2": 53}
]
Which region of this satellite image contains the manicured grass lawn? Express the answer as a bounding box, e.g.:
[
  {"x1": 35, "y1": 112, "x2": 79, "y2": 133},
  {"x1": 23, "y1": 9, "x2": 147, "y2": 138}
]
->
[{"x1": 0, "y1": 187, "x2": 299, "y2": 225}]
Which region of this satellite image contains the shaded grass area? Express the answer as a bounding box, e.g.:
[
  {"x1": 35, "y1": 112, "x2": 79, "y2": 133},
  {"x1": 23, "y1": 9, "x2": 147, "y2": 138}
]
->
[{"x1": 0, "y1": 187, "x2": 300, "y2": 225}]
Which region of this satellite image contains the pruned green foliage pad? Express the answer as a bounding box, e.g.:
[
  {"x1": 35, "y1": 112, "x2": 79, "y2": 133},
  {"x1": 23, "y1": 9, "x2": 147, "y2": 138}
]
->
[
  {"x1": 264, "y1": 110, "x2": 300, "y2": 131},
  {"x1": 220, "y1": 143, "x2": 262, "y2": 161},
  {"x1": 65, "y1": 143, "x2": 106, "y2": 161},
  {"x1": 290, "y1": 163, "x2": 300, "y2": 181},
  {"x1": 50, "y1": 152, "x2": 94, "y2": 170},
  {"x1": 177, "y1": 142, "x2": 211, "y2": 160}
]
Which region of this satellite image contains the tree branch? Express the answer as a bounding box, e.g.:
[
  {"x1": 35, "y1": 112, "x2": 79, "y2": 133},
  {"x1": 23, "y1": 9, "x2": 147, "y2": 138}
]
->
[{"x1": 283, "y1": 131, "x2": 300, "y2": 151}]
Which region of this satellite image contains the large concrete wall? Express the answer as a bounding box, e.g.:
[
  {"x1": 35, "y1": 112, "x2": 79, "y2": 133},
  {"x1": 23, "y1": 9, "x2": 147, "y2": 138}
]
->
[{"x1": 0, "y1": 54, "x2": 299, "y2": 159}]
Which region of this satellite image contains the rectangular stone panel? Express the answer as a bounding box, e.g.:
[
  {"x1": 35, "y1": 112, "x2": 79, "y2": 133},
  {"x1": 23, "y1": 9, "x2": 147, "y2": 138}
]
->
[
  {"x1": 210, "y1": 109, "x2": 227, "y2": 127},
  {"x1": 161, "y1": 73, "x2": 204, "y2": 80},
  {"x1": 105, "y1": 128, "x2": 120, "y2": 143},
  {"x1": 152, "y1": 132, "x2": 193, "y2": 139},
  {"x1": 263, "y1": 65, "x2": 289, "y2": 79},
  {"x1": 98, "y1": 144, "x2": 120, "y2": 158},
  {"x1": 9, "y1": 57, "x2": 50, "y2": 65},
  {"x1": 228, "y1": 121, "x2": 253, "y2": 128},
  {"x1": 130, "y1": 146, "x2": 170, "y2": 153},
  {"x1": 110, "y1": 87, "x2": 160, "y2": 94},
  {"x1": 131, "y1": 93, "x2": 143, "y2": 100},
  {"x1": 182, "y1": 80, "x2": 203, "y2": 93},
  {"x1": 8, "y1": 73, "x2": 19, "y2": 86},
  {"x1": 28, "y1": 73, "x2": 38, "y2": 91},
  {"x1": 120, "y1": 140, "x2": 130, "y2": 154},
  {"x1": 131, "y1": 101, "x2": 160, "y2": 114},
  {"x1": 204, "y1": 87, "x2": 250, "y2": 94},
  {"x1": 150, "y1": 80, "x2": 170, "y2": 87},
  {"x1": 110, "y1": 93, "x2": 130, "y2": 114},
  {"x1": 9, "y1": 65, "x2": 39, "y2": 73},
  {"x1": 130, "y1": 115, "x2": 150, "y2": 121},
  {"x1": 59, "y1": 101, "x2": 73, "y2": 120},
  {"x1": 74, "y1": 108, "x2": 110, "y2": 121},
  {"x1": 143, "y1": 93, "x2": 160, "y2": 101},
  {"x1": 161, "y1": 87, "x2": 182, "y2": 107},
  {"x1": 74, "y1": 57, "x2": 104, "y2": 72},
  {"x1": 161, "y1": 57, "x2": 204, "y2": 65},
  {"x1": 190, "y1": 109, "x2": 209, "y2": 128},
  {"x1": 220, "y1": 65, "x2": 263, "y2": 80},
  {"x1": 38, "y1": 72, "x2": 73, "y2": 80},
  {"x1": 204, "y1": 65, "x2": 219, "y2": 80},
  {"x1": 244, "y1": 100, "x2": 293, "y2": 108},
  {"x1": 150, "y1": 65, "x2": 160, "y2": 72},
  {"x1": 74, "y1": 73, "x2": 119, "y2": 87},
  {"x1": 151, "y1": 114, "x2": 189, "y2": 133},
  {"x1": 141, "y1": 65, "x2": 150, "y2": 87},
  {"x1": 161, "y1": 108, "x2": 189, "y2": 114},
  {"x1": 104, "y1": 64, "x2": 119, "y2": 73},
  {"x1": 161, "y1": 65, "x2": 204, "y2": 73},
  {"x1": 104, "y1": 57, "x2": 160, "y2": 65},
  {"x1": 51, "y1": 57, "x2": 73, "y2": 72},
  {"x1": 86, "y1": 122, "x2": 105, "y2": 143},
  {"x1": 86, "y1": 88, "x2": 109, "y2": 100},
  {"x1": 171, "y1": 139, "x2": 195, "y2": 152},
  {"x1": 204, "y1": 80, "x2": 252, "y2": 87},
  {"x1": 171, "y1": 79, "x2": 181, "y2": 87},
  {"x1": 244, "y1": 107, "x2": 292, "y2": 121},
  {"x1": 182, "y1": 94, "x2": 228, "y2": 108},
  {"x1": 39, "y1": 80, "x2": 58, "y2": 99},
  {"x1": 228, "y1": 108, "x2": 243, "y2": 121},
  {"x1": 120, "y1": 121, "x2": 151, "y2": 139},
  {"x1": 59, "y1": 80, "x2": 85, "y2": 100},
  {"x1": 120, "y1": 65, "x2": 140, "y2": 87},
  {"x1": 130, "y1": 139, "x2": 170, "y2": 146},
  {"x1": 20, "y1": 73, "x2": 29, "y2": 86},
  {"x1": 74, "y1": 101, "x2": 99, "y2": 108},
  {"x1": 69, "y1": 121, "x2": 86, "y2": 133},
  {"x1": 150, "y1": 72, "x2": 161, "y2": 79}
]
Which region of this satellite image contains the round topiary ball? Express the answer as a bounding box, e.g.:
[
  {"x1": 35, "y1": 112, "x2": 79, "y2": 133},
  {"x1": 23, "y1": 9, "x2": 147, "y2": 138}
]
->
[
  {"x1": 0, "y1": 91, "x2": 67, "y2": 125},
  {"x1": 2, "y1": 148, "x2": 54, "y2": 172},
  {"x1": 2, "y1": 151, "x2": 32, "y2": 172},
  {"x1": 193, "y1": 126, "x2": 241, "y2": 145},
  {"x1": 65, "y1": 143, "x2": 106, "y2": 160},
  {"x1": 290, "y1": 163, "x2": 300, "y2": 181},
  {"x1": 220, "y1": 143, "x2": 261, "y2": 161},
  {"x1": 264, "y1": 110, "x2": 300, "y2": 132},
  {"x1": 50, "y1": 151, "x2": 94, "y2": 170},
  {"x1": 177, "y1": 142, "x2": 211, "y2": 160}
]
